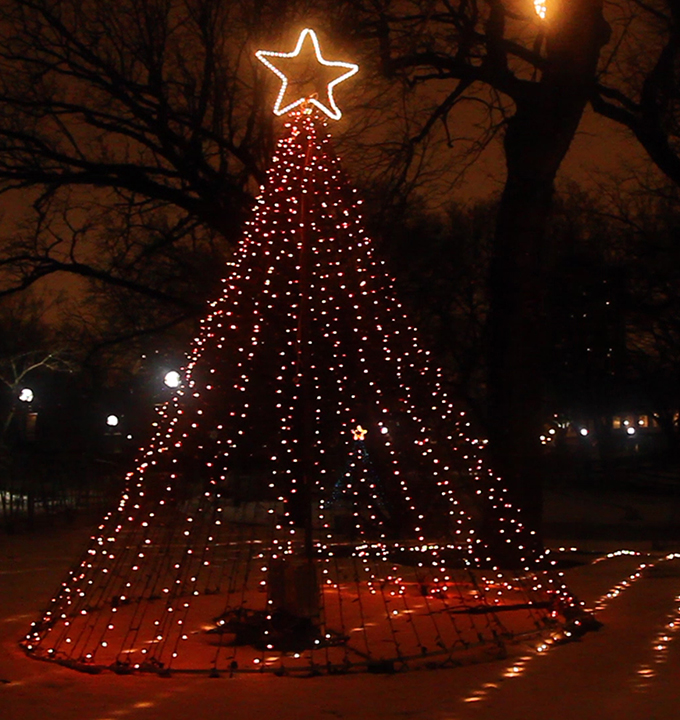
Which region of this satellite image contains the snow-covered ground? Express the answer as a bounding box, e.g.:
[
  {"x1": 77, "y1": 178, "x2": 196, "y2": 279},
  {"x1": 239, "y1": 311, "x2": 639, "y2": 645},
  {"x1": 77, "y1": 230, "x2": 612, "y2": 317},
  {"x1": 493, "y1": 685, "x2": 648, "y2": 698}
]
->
[{"x1": 2, "y1": 487, "x2": 680, "y2": 720}]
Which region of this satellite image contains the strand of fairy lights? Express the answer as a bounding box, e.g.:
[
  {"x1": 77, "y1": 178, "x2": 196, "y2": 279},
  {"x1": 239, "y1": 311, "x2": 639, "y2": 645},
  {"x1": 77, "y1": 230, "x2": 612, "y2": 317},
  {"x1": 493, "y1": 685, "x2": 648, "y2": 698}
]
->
[
  {"x1": 135, "y1": 242, "x2": 276, "y2": 668},
  {"x1": 192, "y1": 164, "x2": 304, "y2": 662},
  {"x1": 290, "y1": 116, "x2": 565, "y2": 636},
  {"x1": 274, "y1": 120, "x2": 443, "y2": 644},
  {"x1": 289, "y1": 123, "x2": 393, "y2": 604},
  {"x1": 262, "y1": 116, "x2": 564, "y2": 640},
  {"x1": 338, "y1": 152, "x2": 568, "y2": 612}
]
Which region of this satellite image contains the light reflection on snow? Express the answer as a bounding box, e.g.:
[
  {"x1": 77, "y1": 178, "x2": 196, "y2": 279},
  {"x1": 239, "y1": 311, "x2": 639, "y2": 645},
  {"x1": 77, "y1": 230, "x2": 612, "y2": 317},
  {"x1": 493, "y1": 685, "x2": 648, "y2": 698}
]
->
[
  {"x1": 1, "y1": 613, "x2": 35, "y2": 623},
  {"x1": 94, "y1": 699, "x2": 157, "y2": 720},
  {"x1": 588, "y1": 550, "x2": 647, "y2": 613},
  {"x1": 462, "y1": 651, "x2": 546, "y2": 704},
  {"x1": 460, "y1": 549, "x2": 680, "y2": 708},
  {"x1": 632, "y1": 586, "x2": 680, "y2": 693}
]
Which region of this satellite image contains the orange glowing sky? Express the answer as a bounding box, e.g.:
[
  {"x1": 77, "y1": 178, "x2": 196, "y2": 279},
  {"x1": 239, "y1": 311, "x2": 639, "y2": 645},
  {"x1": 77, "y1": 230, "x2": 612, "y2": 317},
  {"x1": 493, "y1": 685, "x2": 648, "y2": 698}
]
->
[{"x1": 457, "y1": 105, "x2": 656, "y2": 205}]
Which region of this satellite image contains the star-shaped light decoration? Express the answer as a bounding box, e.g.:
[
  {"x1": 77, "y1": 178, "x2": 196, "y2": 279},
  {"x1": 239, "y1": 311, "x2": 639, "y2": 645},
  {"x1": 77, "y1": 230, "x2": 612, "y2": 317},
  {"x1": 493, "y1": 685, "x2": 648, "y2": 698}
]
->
[
  {"x1": 255, "y1": 28, "x2": 358, "y2": 120},
  {"x1": 352, "y1": 425, "x2": 368, "y2": 441}
]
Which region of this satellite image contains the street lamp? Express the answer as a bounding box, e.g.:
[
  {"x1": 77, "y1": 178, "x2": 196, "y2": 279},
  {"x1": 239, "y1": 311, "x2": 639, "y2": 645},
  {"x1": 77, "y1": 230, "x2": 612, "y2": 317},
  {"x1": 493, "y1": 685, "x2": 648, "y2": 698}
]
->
[
  {"x1": 18, "y1": 387, "x2": 34, "y2": 403},
  {"x1": 163, "y1": 370, "x2": 181, "y2": 389}
]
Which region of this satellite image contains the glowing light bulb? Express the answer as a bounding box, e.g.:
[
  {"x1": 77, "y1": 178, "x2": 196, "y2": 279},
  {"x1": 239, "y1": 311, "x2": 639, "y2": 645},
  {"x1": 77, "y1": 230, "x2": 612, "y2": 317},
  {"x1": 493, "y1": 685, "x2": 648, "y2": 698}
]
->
[
  {"x1": 534, "y1": 0, "x2": 547, "y2": 19},
  {"x1": 164, "y1": 370, "x2": 182, "y2": 388}
]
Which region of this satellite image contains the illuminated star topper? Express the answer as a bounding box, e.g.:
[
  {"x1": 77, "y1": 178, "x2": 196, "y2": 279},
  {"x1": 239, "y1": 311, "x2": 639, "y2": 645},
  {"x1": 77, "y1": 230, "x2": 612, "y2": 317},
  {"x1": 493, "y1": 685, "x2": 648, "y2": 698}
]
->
[
  {"x1": 352, "y1": 425, "x2": 368, "y2": 441},
  {"x1": 255, "y1": 28, "x2": 359, "y2": 120}
]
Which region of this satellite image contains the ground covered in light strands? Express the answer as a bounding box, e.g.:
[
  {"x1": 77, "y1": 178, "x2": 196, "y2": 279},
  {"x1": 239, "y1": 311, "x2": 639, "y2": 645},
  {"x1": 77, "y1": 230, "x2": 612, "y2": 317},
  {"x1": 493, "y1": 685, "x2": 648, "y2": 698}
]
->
[{"x1": 3, "y1": 486, "x2": 680, "y2": 720}]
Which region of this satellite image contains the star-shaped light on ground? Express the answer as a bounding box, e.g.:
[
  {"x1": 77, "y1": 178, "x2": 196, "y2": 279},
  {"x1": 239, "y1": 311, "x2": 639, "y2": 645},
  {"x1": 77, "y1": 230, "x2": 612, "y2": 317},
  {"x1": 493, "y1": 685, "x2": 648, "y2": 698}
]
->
[
  {"x1": 256, "y1": 28, "x2": 358, "y2": 120},
  {"x1": 352, "y1": 425, "x2": 368, "y2": 441}
]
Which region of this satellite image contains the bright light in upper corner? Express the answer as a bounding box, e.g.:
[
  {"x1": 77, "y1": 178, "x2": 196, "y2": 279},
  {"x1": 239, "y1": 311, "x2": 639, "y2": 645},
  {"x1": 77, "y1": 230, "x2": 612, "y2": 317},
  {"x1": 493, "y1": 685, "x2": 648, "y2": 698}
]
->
[
  {"x1": 164, "y1": 370, "x2": 182, "y2": 389},
  {"x1": 106, "y1": 414, "x2": 120, "y2": 427},
  {"x1": 19, "y1": 387, "x2": 34, "y2": 403},
  {"x1": 534, "y1": 0, "x2": 547, "y2": 19}
]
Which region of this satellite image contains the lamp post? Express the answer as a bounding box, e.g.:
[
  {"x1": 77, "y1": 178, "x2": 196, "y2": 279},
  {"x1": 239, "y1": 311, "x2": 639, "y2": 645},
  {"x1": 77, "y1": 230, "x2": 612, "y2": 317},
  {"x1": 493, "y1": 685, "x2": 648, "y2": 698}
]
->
[
  {"x1": 17, "y1": 387, "x2": 37, "y2": 442},
  {"x1": 103, "y1": 412, "x2": 123, "y2": 454}
]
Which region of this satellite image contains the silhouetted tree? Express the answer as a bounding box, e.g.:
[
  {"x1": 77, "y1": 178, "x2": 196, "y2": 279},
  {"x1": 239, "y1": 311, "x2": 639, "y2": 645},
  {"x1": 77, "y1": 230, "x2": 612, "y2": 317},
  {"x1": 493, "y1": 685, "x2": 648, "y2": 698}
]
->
[{"x1": 593, "y1": 0, "x2": 680, "y2": 187}]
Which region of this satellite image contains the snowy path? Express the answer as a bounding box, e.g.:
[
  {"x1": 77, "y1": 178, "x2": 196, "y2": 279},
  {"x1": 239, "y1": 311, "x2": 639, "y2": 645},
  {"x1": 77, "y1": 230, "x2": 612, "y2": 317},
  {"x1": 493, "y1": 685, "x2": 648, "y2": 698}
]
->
[
  {"x1": 2, "y1": 524, "x2": 680, "y2": 719},
  {"x1": 454, "y1": 557, "x2": 680, "y2": 719}
]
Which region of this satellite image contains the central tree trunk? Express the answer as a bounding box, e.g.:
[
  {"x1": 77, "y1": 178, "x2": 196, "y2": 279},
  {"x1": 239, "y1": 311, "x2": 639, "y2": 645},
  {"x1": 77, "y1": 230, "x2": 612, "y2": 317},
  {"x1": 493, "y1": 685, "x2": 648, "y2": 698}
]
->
[{"x1": 486, "y1": 0, "x2": 609, "y2": 548}]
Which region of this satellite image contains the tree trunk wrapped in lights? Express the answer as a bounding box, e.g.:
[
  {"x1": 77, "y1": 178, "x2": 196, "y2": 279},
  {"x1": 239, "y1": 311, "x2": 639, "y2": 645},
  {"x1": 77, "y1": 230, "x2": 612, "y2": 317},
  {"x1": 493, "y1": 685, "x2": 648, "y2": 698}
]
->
[{"x1": 21, "y1": 30, "x2": 589, "y2": 677}]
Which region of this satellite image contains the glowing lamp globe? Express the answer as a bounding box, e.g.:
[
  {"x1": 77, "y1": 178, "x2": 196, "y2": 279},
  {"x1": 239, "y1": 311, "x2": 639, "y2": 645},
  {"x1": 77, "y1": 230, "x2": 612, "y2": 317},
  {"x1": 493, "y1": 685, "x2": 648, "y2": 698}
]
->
[
  {"x1": 106, "y1": 414, "x2": 120, "y2": 428},
  {"x1": 19, "y1": 387, "x2": 34, "y2": 403},
  {"x1": 534, "y1": 0, "x2": 547, "y2": 19},
  {"x1": 164, "y1": 370, "x2": 182, "y2": 389}
]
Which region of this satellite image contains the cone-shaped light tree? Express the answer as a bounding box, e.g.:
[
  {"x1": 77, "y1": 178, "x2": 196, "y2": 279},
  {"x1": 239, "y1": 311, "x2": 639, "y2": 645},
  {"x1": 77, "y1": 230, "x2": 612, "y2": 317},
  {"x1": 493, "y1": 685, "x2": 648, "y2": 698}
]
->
[{"x1": 21, "y1": 29, "x2": 581, "y2": 676}]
